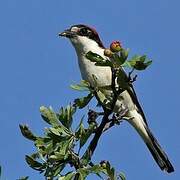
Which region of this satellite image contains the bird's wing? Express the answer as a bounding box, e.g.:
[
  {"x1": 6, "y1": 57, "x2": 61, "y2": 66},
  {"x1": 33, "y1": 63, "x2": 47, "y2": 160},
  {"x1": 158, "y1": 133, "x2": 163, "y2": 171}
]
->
[
  {"x1": 127, "y1": 83, "x2": 148, "y2": 126},
  {"x1": 118, "y1": 67, "x2": 148, "y2": 126}
]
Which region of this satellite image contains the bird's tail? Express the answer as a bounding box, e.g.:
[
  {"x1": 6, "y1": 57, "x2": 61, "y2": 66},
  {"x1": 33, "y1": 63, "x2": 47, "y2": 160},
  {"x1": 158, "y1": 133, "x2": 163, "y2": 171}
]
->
[{"x1": 128, "y1": 110, "x2": 174, "y2": 173}]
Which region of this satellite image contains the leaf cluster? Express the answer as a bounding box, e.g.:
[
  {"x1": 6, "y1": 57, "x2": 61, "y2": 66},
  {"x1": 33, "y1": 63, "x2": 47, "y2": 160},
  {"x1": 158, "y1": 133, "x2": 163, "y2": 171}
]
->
[
  {"x1": 86, "y1": 48, "x2": 152, "y2": 70},
  {"x1": 20, "y1": 100, "x2": 124, "y2": 179}
]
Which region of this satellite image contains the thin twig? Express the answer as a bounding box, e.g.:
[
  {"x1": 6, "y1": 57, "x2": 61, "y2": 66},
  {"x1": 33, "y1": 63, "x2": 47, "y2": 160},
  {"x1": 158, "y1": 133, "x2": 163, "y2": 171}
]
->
[
  {"x1": 128, "y1": 67, "x2": 135, "y2": 79},
  {"x1": 128, "y1": 68, "x2": 137, "y2": 83}
]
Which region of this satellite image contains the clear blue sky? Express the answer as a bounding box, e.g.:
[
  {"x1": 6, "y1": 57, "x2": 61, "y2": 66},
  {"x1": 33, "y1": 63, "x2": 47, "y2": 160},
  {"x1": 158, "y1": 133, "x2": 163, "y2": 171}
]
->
[{"x1": 0, "y1": 0, "x2": 179, "y2": 179}]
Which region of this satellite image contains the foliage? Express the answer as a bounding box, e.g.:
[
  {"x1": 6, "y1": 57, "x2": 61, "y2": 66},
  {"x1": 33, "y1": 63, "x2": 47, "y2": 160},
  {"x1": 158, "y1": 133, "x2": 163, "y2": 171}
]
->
[
  {"x1": 20, "y1": 45, "x2": 152, "y2": 179},
  {"x1": 86, "y1": 48, "x2": 152, "y2": 70}
]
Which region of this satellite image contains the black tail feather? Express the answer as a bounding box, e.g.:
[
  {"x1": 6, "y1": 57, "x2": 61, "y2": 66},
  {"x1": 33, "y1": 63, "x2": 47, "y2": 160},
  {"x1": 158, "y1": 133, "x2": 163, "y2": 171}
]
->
[{"x1": 145, "y1": 127, "x2": 174, "y2": 173}]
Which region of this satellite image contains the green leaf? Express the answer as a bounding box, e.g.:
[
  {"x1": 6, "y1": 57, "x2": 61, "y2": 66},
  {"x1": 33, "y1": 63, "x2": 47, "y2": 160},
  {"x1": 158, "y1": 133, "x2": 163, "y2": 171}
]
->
[
  {"x1": 139, "y1": 55, "x2": 147, "y2": 62},
  {"x1": 49, "y1": 127, "x2": 65, "y2": 136},
  {"x1": 77, "y1": 168, "x2": 92, "y2": 179},
  {"x1": 58, "y1": 172, "x2": 75, "y2": 180},
  {"x1": 70, "y1": 84, "x2": 88, "y2": 91},
  {"x1": 75, "y1": 117, "x2": 85, "y2": 139},
  {"x1": 35, "y1": 137, "x2": 47, "y2": 147},
  {"x1": 74, "y1": 93, "x2": 93, "y2": 109},
  {"x1": 49, "y1": 152, "x2": 66, "y2": 161},
  {"x1": 77, "y1": 171, "x2": 88, "y2": 180},
  {"x1": 126, "y1": 55, "x2": 152, "y2": 70},
  {"x1": 118, "y1": 172, "x2": 126, "y2": 180},
  {"x1": 86, "y1": 51, "x2": 112, "y2": 67},
  {"x1": 127, "y1": 55, "x2": 140, "y2": 66},
  {"x1": 19, "y1": 124, "x2": 37, "y2": 141},
  {"x1": 58, "y1": 105, "x2": 76, "y2": 128},
  {"x1": 100, "y1": 161, "x2": 116, "y2": 180},
  {"x1": 94, "y1": 60, "x2": 113, "y2": 67},
  {"x1": 57, "y1": 136, "x2": 74, "y2": 156},
  {"x1": 42, "y1": 140, "x2": 53, "y2": 154},
  {"x1": 86, "y1": 51, "x2": 104, "y2": 62},
  {"x1": 88, "y1": 164, "x2": 104, "y2": 177},
  {"x1": 79, "y1": 126, "x2": 94, "y2": 150},
  {"x1": 109, "y1": 167, "x2": 115, "y2": 180},
  {"x1": 25, "y1": 155, "x2": 44, "y2": 171},
  {"x1": 76, "y1": 117, "x2": 95, "y2": 150},
  {"x1": 120, "y1": 48, "x2": 129, "y2": 60},
  {"x1": 121, "y1": 61, "x2": 131, "y2": 68},
  {"x1": 81, "y1": 151, "x2": 91, "y2": 166},
  {"x1": 40, "y1": 106, "x2": 60, "y2": 126},
  {"x1": 134, "y1": 60, "x2": 152, "y2": 70},
  {"x1": 70, "y1": 80, "x2": 90, "y2": 91},
  {"x1": 48, "y1": 126, "x2": 72, "y2": 138},
  {"x1": 30, "y1": 152, "x2": 40, "y2": 159},
  {"x1": 106, "y1": 161, "x2": 113, "y2": 177},
  {"x1": 76, "y1": 165, "x2": 104, "y2": 179},
  {"x1": 112, "y1": 53, "x2": 126, "y2": 65},
  {"x1": 53, "y1": 164, "x2": 66, "y2": 177}
]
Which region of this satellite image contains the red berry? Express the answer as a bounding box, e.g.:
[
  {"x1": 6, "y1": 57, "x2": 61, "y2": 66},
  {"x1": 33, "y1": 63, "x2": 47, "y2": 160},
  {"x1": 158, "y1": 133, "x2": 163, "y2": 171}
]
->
[{"x1": 110, "y1": 41, "x2": 122, "y2": 52}]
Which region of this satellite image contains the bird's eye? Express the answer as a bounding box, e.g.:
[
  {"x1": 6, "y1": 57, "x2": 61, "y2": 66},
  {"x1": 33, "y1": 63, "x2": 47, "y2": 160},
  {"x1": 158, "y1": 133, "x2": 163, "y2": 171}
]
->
[{"x1": 79, "y1": 28, "x2": 89, "y2": 35}]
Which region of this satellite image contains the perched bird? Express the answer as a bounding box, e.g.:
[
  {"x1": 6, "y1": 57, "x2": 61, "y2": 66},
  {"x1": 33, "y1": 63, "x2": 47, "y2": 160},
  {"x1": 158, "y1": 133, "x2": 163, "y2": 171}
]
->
[{"x1": 59, "y1": 24, "x2": 174, "y2": 173}]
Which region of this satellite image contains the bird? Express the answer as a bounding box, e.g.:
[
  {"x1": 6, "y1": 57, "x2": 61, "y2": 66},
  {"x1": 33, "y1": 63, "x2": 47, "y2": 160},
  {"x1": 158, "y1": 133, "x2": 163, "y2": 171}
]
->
[{"x1": 59, "y1": 24, "x2": 174, "y2": 173}]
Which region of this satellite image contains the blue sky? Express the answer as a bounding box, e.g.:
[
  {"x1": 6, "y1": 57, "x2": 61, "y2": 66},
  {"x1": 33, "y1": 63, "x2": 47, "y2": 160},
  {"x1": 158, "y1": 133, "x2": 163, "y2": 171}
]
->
[{"x1": 0, "y1": 0, "x2": 180, "y2": 179}]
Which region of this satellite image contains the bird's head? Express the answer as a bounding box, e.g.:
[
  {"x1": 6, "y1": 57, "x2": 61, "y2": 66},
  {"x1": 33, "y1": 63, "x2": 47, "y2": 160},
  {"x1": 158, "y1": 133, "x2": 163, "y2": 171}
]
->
[{"x1": 59, "y1": 24, "x2": 105, "y2": 53}]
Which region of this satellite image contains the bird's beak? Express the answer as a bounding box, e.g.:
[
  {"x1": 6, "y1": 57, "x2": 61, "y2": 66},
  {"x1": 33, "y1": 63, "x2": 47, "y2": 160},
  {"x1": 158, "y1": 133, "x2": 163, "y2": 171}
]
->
[{"x1": 59, "y1": 29, "x2": 76, "y2": 38}]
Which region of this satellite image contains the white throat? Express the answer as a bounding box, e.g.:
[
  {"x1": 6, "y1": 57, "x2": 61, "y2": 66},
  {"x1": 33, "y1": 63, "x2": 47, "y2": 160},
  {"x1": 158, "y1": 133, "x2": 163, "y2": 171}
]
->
[
  {"x1": 70, "y1": 36, "x2": 103, "y2": 55},
  {"x1": 70, "y1": 36, "x2": 111, "y2": 87}
]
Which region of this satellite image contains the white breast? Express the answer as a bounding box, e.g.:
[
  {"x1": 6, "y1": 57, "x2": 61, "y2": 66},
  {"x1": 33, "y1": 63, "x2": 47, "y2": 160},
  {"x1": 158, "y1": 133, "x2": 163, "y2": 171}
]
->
[
  {"x1": 71, "y1": 36, "x2": 112, "y2": 87},
  {"x1": 78, "y1": 53, "x2": 112, "y2": 87}
]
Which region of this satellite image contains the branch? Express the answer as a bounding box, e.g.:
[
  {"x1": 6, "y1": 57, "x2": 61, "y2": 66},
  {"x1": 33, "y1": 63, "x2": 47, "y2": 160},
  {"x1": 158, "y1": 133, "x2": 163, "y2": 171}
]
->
[
  {"x1": 80, "y1": 96, "x2": 111, "y2": 163},
  {"x1": 81, "y1": 66, "x2": 123, "y2": 164}
]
